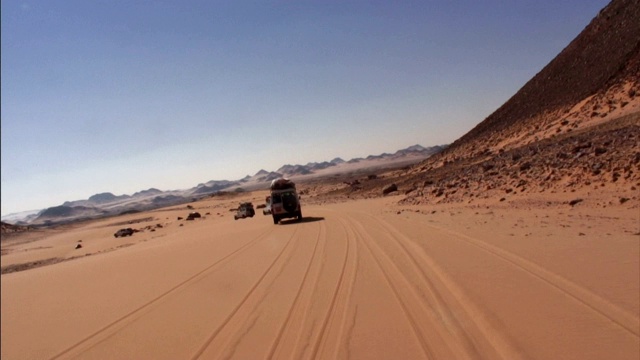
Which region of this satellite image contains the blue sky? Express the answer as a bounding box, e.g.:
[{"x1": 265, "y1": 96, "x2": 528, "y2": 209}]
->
[{"x1": 1, "y1": 0, "x2": 609, "y2": 216}]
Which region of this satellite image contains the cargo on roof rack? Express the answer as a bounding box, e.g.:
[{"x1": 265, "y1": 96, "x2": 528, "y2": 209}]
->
[{"x1": 270, "y1": 178, "x2": 296, "y2": 190}]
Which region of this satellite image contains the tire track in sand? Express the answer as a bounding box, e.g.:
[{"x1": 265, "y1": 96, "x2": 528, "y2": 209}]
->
[
  {"x1": 265, "y1": 221, "x2": 325, "y2": 359},
  {"x1": 404, "y1": 217, "x2": 640, "y2": 338},
  {"x1": 190, "y1": 226, "x2": 301, "y2": 359},
  {"x1": 353, "y1": 212, "x2": 522, "y2": 360},
  {"x1": 49, "y1": 227, "x2": 278, "y2": 360},
  {"x1": 211, "y1": 222, "x2": 325, "y2": 359},
  {"x1": 306, "y1": 217, "x2": 358, "y2": 360},
  {"x1": 375, "y1": 213, "x2": 639, "y2": 359},
  {"x1": 346, "y1": 214, "x2": 437, "y2": 359}
]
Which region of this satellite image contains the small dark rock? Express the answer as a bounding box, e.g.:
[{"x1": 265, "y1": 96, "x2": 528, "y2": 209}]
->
[
  {"x1": 569, "y1": 199, "x2": 583, "y2": 206},
  {"x1": 572, "y1": 142, "x2": 591, "y2": 153},
  {"x1": 187, "y1": 212, "x2": 202, "y2": 220}
]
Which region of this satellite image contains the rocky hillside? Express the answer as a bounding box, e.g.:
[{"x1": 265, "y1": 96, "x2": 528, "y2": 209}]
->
[
  {"x1": 318, "y1": 0, "x2": 639, "y2": 205},
  {"x1": 399, "y1": 113, "x2": 638, "y2": 205},
  {"x1": 428, "y1": 0, "x2": 639, "y2": 165},
  {"x1": 397, "y1": 0, "x2": 640, "y2": 197}
]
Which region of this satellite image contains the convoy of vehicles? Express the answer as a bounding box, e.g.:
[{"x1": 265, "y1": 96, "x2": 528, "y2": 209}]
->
[{"x1": 229, "y1": 179, "x2": 301, "y2": 224}]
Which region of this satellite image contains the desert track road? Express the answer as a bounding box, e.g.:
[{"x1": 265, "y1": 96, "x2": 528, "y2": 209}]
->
[{"x1": 2, "y1": 198, "x2": 639, "y2": 359}]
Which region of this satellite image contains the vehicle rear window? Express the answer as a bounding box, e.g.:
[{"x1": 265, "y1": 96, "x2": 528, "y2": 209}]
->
[
  {"x1": 282, "y1": 192, "x2": 296, "y2": 202},
  {"x1": 272, "y1": 191, "x2": 296, "y2": 204}
]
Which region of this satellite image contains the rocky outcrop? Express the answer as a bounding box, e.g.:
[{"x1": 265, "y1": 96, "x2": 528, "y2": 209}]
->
[
  {"x1": 423, "y1": 0, "x2": 640, "y2": 166},
  {"x1": 400, "y1": 113, "x2": 639, "y2": 205}
]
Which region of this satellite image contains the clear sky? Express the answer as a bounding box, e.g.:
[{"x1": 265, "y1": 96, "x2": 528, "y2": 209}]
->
[{"x1": 1, "y1": 0, "x2": 609, "y2": 216}]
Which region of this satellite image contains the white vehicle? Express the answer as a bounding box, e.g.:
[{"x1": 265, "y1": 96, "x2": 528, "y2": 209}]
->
[
  {"x1": 270, "y1": 178, "x2": 302, "y2": 224},
  {"x1": 263, "y1": 196, "x2": 272, "y2": 215}
]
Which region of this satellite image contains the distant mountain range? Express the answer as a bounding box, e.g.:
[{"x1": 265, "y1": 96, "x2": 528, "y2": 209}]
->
[{"x1": 2, "y1": 144, "x2": 445, "y2": 226}]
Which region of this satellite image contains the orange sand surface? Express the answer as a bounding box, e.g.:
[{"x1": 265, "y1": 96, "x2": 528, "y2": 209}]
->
[{"x1": 2, "y1": 193, "x2": 638, "y2": 359}]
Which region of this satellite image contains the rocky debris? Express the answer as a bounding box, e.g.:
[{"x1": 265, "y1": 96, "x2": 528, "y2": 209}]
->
[
  {"x1": 344, "y1": 180, "x2": 361, "y2": 187},
  {"x1": 140, "y1": 224, "x2": 164, "y2": 232},
  {"x1": 383, "y1": 184, "x2": 398, "y2": 195},
  {"x1": 1, "y1": 221, "x2": 32, "y2": 234},
  {"x1": 395, "y1": 114, "x2": 639, "y2": 206}
]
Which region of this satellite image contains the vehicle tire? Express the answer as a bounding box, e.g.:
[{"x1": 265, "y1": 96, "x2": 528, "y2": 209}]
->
[
  {"x1": 273, "y1": 215, "x2": 279, "y2": 224},
  {"x1": 234, "y1": 216, "x2": 238, "y2": 220},
  {"x1": 282, "y1": 194, "x2": 297, "y2": 213},
  {"x1": 297, "y1": 210, "x2": 303, "y2": 221}
]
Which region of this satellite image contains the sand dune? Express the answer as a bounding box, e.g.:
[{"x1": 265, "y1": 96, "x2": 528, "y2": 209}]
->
[{"x1": 1, "y1": 192, "x2": 638, "y2": 359}]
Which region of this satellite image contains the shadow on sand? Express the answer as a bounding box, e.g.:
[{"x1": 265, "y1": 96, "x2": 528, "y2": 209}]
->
[{"x1": 279, "y1": 216, "x2": 325, "y2": 225}]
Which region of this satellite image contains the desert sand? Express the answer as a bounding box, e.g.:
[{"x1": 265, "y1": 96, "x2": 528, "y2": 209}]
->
[
  {"x1": 5, "y1": 1, "x2": 639, "y2": 358},
  {"x1": 1, "y1": 189, "x2": 638, "y2": 360}
]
